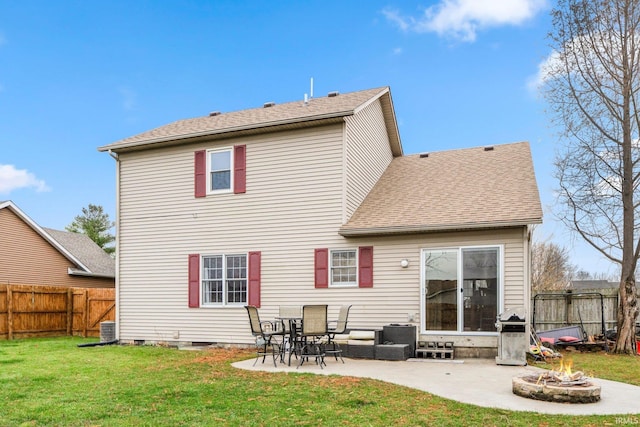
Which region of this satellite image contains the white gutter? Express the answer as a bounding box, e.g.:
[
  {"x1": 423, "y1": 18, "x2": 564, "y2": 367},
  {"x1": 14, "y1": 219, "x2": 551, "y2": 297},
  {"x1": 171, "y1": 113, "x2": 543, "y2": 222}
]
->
[
  {"x1": 338, "y1": 218, "x2": 543, "y2": 237},
  {"x1": 67, "y1": 268, "x2": 115, "y2": 279},
  {"x1": 97, "y1": 113, "x2": 351, "y2": 153},
  {"x1": 108, "y1": 149, "x2": 121, "y2": 341}
]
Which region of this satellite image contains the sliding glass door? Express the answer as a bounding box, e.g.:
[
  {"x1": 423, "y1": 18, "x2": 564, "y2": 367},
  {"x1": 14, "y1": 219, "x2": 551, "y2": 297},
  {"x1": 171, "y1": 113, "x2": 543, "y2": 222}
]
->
[{"x1": 422, "y1": 246, "x2": 501, "y2": 333}]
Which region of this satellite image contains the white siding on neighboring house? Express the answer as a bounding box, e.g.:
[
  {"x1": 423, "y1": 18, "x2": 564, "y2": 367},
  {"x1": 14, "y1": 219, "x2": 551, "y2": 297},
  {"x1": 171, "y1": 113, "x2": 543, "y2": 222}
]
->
[{"x1": 344, "y1": 99, "x2": 394, "y2": 222}]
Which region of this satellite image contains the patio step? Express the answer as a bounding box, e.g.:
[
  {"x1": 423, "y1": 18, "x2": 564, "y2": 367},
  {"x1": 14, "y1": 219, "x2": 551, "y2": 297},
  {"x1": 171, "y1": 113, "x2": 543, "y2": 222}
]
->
[{"x1": 415, "y1": 341, "x2": 454, "y2": 359}]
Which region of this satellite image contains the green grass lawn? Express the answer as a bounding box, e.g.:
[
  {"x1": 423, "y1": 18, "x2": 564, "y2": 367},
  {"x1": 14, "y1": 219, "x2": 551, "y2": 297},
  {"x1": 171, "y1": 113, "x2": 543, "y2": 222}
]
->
[{"x1": 0, "y1": 337, "x2": 638, "y2": 426}]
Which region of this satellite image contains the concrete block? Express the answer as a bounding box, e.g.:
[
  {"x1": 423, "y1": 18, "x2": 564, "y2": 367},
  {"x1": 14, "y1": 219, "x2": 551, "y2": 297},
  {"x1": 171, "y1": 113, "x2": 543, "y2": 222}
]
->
[
  {"x1": 347, "y1": 344, "x2": 375, "y2": 359},
  {"x1": 375, "y1": 344, "x2": 412, "y2": 361}
]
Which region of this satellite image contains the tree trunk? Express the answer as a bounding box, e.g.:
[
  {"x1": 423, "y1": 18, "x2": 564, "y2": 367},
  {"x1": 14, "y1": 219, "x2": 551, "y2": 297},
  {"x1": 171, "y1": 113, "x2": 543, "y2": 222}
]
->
[{"x1": 614, "y1": 277, "x2": 638, "y2": 354}]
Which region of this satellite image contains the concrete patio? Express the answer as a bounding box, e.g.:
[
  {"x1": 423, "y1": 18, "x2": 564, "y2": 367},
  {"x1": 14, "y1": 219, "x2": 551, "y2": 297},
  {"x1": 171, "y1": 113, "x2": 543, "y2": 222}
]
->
[{"x1": 232, "y1": 356, "x2": 640, "y2": 416}]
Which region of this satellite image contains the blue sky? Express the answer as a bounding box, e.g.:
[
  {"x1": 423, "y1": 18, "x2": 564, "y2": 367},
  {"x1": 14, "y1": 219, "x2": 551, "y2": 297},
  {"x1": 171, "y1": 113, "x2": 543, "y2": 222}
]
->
[{"x1": 0, "y1": 0, "x2": 614, "y2": 275}]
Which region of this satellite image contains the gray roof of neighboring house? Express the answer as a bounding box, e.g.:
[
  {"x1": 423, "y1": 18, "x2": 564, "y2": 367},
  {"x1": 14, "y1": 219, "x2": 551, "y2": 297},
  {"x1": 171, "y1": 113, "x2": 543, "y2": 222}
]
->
[
  {"x1": 98, "y1": 86, "x2": 402, "y2": 156},
  {"x1": 43, "y1": 228, "x2": 115, "y2": 277},
  {"x1": 569, "y1": 280, "x2": 619, "y2": 291},
  {"x1": 340, "y1": 142, "x2": 543, "y2": 236}
]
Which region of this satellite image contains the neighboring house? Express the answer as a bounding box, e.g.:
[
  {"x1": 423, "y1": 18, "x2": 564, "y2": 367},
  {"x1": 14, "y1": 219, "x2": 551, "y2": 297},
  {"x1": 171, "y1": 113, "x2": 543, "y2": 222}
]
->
[
  {"x1": 0, "y1": 201, "x2": 115, "y2": 288},
  {"x1": 569, "y1": 280, "x2": 619, "y2": 293},
  {"x1": 98, "y1": 86, "x2": 542, "y2": 357}
]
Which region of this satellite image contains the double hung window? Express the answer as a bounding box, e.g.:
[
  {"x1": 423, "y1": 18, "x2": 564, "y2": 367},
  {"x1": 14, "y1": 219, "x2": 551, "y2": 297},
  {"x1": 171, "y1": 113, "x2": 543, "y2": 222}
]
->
[
  {"x1": 208, "y1": 148, "x2": 232, "y2": 192},
  {"x1": 330, "y1": 249, "x2": 357, "y2": 286},
  {"x1": 202, "y1": 254, "x2": 247, "y2": 305}
]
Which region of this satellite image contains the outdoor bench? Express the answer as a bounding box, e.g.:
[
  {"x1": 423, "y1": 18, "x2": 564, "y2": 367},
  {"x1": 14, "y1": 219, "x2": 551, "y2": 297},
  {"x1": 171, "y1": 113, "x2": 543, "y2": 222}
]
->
[{"x1": 535, "y1": 325, "x2": 586, "y2": 346}]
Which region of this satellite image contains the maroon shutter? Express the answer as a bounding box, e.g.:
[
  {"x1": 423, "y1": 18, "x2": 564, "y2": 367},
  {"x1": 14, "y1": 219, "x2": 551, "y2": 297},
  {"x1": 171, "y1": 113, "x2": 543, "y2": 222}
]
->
[
  {"x1": 188, "y1": 254, "x2": 200, "y2": 308},
  {"x1": 248, "y1": 251, "x2": 261, "y2": 307},
  {"x1": 194, "y1": 150, "x2": 206, "y2": 198},
  {"x1": 234, "y1": 145, "x2": 246, "y2": 194},
  {"x1": 358, "y1": 246, "x2": 373, "y2": 288},
  {"x1": 314, "y1": 248, "x2": 329, "y2": 288}
]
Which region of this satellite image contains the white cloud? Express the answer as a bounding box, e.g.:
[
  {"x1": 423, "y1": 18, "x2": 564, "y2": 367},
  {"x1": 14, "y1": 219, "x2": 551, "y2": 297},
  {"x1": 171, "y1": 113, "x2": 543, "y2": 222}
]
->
[
  {"x1": 0, "y1": 164, "x2": 50, "y2": 194},
  {"x1": 527, "y1": 32, "x2": 623, "y2": 96},
  {"x1": 526, "y1": 50, "x2": 559, "y2": 95},
  {"x1": 383, "y1": 0, "x2": 548, "y2": 42},
  {"x1": 0, "y1": 33, "x2": 6, "y2": 46},
  {"x1": 382, "y1": 9, "x2": 410, "y2": 32},
  {"x1": 393, "y1": 47, "x2": 403, "y2": 55}
]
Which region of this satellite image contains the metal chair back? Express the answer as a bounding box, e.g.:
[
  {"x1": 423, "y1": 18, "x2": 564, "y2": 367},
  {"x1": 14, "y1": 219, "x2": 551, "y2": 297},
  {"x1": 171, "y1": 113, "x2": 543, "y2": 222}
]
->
[
  {"x1": 279, "y1": 305, "x2": 301, "y2": 318},
  {"x1": 279, "y1": 306, "x2": 301, "y2": 333},
  {"x1": 245, "y1": 305, "x2": 263, "y2": 336},
  {"x1": 332, "y1": 305, "x2": 352, "y2": 334},
  {"x1": 301, "y1": 304, "x2": 328, "y2": 336}
]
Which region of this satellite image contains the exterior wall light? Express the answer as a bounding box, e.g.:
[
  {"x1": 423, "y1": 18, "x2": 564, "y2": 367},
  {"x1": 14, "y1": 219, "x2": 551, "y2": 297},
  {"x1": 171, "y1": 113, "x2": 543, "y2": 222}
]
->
[{"x1": 400, "y1": 259, "x2": 409, "y2": 268}]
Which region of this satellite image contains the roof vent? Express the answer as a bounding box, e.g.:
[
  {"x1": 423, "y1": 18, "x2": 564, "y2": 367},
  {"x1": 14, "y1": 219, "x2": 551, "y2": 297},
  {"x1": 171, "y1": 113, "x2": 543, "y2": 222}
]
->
[
  {"x1": 328, "y1": 91, "x2": 340, "y2": 97},
  {"x1": 484, "y1": 146, "x2": 494, "y2": 151},
  {"x1": 263, "y1": 101, "x2": 275, "y2": 108},
  {"x1": 419, "y1": 153, "x2": 429, "y2": 158},
  {"x1": 209, "y1": 111, "x2": 221, "y2": 117}
]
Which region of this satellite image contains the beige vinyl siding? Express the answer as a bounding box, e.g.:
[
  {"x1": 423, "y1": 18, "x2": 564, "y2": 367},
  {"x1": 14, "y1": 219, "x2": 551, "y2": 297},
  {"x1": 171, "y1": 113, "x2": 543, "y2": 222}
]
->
[
  {"x1": 116, "y1": 124, "x2": 350, "y2": 343},
  {"x1": 332, "y1": 227, "x2": 527, "y2": 329},
  {"x1": 0, "y1": 209, "x2": 112, "y2": 288},
  {"x1": 344, "y1": 99, "x2": 394, "y2": 221},
  {"x1": 116, "y1": 122, "x2": 529, "y2": 348},
  {"x1": 115, "y1": 122, "x2": 530, "y2": 347},
  {"x1": 339, "y1": 228, "x2": 526, "y2": 350}
]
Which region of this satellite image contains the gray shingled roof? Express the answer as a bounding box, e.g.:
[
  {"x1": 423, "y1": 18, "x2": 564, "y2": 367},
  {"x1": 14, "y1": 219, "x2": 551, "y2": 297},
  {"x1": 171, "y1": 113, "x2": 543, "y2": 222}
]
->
[
  {"x1": 98, "y1": 86, "x2": 401, "y2": 155},
  {"x1": 43, "y1": 228, "x2": 115, "y2": 277},
  {"x1": 340, "y1": 142, "x2": 543, "y2": 236},
  {"x1": 569, "y1": 280, "x2": 618, "y2": 291}
]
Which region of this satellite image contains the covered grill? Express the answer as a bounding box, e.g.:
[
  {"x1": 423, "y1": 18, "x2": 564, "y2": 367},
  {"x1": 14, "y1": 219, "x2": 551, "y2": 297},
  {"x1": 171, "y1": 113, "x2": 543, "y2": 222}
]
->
[{"x1": 495, "y1": 306, "x2": 527, "y2": 366}]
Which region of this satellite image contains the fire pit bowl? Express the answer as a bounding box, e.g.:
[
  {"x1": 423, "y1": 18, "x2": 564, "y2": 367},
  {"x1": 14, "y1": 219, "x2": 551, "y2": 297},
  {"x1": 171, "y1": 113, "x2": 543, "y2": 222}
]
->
[{"x1": 512, "y1": 373, "x2": 601, "y2": 403}]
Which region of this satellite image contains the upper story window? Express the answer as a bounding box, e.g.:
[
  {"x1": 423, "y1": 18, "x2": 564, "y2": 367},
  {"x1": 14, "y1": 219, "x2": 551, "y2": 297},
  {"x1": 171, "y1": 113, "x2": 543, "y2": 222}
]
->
[
  {"x1": 330, "y1": 249, "x2": 357, "y2": 287},
  {"x1": 195, "y1": 145, "x2": 246, "y2": 197},
  {"x1": 208, "y1": 148, "x2": 233, "y2": 192}
]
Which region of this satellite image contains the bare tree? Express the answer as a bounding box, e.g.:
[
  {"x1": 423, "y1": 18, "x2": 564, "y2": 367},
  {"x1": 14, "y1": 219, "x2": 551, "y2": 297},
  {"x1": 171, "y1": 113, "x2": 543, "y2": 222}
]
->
[
  {"x1": 531, "y1": 241, "x2": 575, "y2": 292},
  {"x1": 543, "y1": 0, "x2": 639, "y2": 353}
]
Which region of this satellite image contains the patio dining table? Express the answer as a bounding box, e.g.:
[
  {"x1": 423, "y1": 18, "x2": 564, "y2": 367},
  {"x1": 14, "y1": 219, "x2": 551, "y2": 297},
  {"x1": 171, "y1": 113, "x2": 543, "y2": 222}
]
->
[{"x1": 275, "y1": 315, "x2": 302, "y2": 366}]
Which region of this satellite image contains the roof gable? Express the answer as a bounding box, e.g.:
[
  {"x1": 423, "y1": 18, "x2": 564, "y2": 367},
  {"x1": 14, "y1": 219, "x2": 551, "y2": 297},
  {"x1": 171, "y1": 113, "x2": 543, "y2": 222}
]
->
[
  {"x1": 99, "y1": 87, "x2": 402, "y2": 156},
  {"x1": 340, "y1": 142, "x2": 543, "y2": 236},
  {"x1": 0, "y1": 201, "x2": 115, "y2": 278}
]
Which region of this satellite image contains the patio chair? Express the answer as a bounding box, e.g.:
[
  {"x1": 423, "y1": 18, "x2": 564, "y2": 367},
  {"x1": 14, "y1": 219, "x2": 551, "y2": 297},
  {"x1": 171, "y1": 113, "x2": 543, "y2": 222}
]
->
[
  {"x1": 244, "y1": 305, "x2": 284, "y2": 367},
  {"x1": 297, "y1": 304, "x2": 328, "y2": 369},
  {"x1": 325, "y1": 305, "x2": 352, "y2": 363}
]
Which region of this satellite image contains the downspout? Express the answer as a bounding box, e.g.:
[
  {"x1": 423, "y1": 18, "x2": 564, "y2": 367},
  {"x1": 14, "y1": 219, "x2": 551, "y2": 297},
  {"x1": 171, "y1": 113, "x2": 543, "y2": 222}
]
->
[
  {"x1": 108, "y1": 149, "x2": 121, "y2": 342},
  {"x1": 524, "y1": 226, "x2": 532, "y2": 338}
]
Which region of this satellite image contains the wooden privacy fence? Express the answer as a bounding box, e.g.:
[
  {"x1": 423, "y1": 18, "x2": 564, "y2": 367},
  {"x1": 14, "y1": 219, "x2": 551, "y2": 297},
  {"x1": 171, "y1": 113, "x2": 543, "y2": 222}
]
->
[
  {"x1": 0, "y1": 284, "x2": 115, "y2": 340},
  {"x1": 531, "y1": 290, "x2": 618, "y2": 337}
]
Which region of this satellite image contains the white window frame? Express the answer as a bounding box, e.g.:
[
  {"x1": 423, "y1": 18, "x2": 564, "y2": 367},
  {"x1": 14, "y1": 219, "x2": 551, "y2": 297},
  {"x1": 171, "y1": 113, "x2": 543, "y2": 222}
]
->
[
  {"x1": 420, "y1": 245, "x2": 503, "y2": 335},
  {"x1": 329, "y1": 248, "x2": 358, "y2": 287},
  {"x1": 207, "y1": 147, "x2": 234, "y2": 194},
  {"x1": 201, "y1": 253, "x2": 247, "y2": 306}
]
